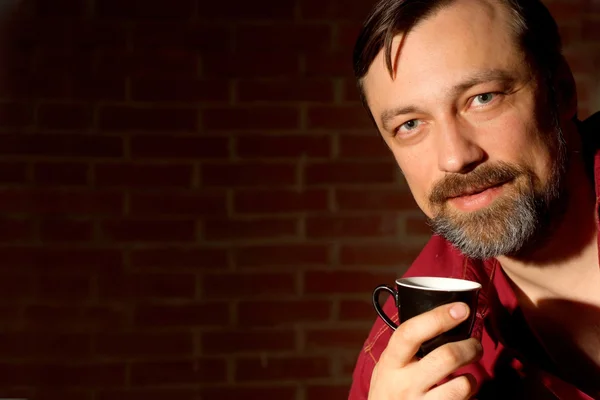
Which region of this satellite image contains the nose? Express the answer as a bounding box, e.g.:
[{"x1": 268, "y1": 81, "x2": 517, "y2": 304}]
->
[{"x1": 436, "y1": 119, "x2": 485, "y2": 174}]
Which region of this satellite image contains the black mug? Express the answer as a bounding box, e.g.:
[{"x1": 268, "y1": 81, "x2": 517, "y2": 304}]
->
[{"x1": 373, "y1": 276, "x2": 481, "y2": 357}]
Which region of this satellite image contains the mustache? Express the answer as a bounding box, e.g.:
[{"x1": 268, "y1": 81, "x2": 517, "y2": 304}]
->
[{"x1": 429, "y1": 162, "x2": 522, "y2": 205}]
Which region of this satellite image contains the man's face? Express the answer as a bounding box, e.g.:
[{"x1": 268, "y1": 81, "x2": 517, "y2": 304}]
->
[{"x1": 362, "y1": 0, "x2": 567, "y2": 258}]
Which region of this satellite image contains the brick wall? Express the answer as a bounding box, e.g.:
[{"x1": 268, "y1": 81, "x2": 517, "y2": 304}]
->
[{"x1": 0, "y1": 0, "x2": 597, "y2": 399}]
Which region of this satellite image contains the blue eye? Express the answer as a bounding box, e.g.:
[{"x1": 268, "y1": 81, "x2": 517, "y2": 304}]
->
[
  {"x1": 400, "y1": 120, "x2": 420, "y2": 131},
  {"x1": 473, "y1": 93, "x2": 495, "y2": 106}
]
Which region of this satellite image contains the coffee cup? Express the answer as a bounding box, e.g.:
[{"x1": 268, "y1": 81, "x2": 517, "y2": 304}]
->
[{"x1": 372, "y1": 276, "x2": 481, "y2": 357}]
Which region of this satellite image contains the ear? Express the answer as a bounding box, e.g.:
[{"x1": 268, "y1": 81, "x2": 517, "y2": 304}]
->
[{"x1": 552, "y1": 56, "x2": 578, "y2": 121}]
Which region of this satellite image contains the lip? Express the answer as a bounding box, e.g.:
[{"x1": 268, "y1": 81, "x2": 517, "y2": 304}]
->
[
  {"x1": 448, "y1": 181, "x2": 509, "y2": 199},
  {"x1": 447, "y1": 181, "x2": 510, "y2": 212}
]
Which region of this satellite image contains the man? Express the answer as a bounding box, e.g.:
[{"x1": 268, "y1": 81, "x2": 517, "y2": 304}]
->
[{"x1": 349, "y1": 0, "x2": 600, "y2": 399}]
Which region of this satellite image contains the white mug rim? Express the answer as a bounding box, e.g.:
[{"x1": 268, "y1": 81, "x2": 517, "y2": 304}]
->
[{"x1": 396, "y1": 276, "x2": 482, "y2": 292}]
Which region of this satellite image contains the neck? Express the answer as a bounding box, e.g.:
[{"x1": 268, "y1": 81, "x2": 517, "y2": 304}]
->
[{"x1": 497, "y1": 149, "x2": 599, "y2": 299}]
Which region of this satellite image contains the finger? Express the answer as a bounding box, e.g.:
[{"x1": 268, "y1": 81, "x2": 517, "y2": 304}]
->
[
  {"x1": 417, "y1": 338, "x2": 483, "y2": 389},
  {"x1": 380, "y1": 302, "x2": 471, "y2": 368},
  {"x1": 425, "y1": 373, "x2": 477, "y2": 400}
]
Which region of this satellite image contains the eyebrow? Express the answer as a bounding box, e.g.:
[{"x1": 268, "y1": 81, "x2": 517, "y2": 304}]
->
[{"x1": 379, "y1": 69, "x2": 516, "y2": 131}]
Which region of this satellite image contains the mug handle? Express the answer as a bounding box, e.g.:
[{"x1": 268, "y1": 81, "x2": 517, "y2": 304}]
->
[{"x1": 372, "y1": 284, "x2": 399, "y2": 330}]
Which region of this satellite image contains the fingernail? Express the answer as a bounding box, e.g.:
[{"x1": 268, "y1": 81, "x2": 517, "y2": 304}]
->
[{"x1": 449, "y1": 303, "x2": 467, "y2": 319}]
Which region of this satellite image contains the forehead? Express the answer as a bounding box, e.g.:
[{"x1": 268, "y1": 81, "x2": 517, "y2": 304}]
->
[{"x1": 362, "y1": 0, "x2": 527, "y2": 112}]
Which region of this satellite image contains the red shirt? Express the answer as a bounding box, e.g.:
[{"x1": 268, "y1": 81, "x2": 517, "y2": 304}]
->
[{"x1": 348, "y1": 113, "x2": 600, "y2": 400}]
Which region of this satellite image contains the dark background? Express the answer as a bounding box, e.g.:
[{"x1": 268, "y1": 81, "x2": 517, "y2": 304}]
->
[{"x1": 0, "y1": 0, "x2": 597, "y2": 399}]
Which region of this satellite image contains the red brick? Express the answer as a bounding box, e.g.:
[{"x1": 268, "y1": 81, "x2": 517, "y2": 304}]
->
[
  {"x1": 236, "y1": 135, "x2": 331, "y2": 158},
  {"x1": 0, "y1": 218, "x2": 33, "y2": 242},
  {"x1": 0, "y1": 134, "x2": 123, "y2": 158},
  {"x1": 35, "y1": 392, "x2": 92, "y2": 400},
  {"x1": 95, "y1": 333, "x2": 193, "y2": 357},
  {"x1": 37, "y1": 274, "x2": 91, "y2": 301},
  {"x1": 307, "y1": 385, "x2": 351, "y2": 400},
  {"x1": 99, "y1": 273, "x2": 196, "y2": 299},
  {"x1": 198, "y1": 0, "x2": 295, "y2": 20},
  {"x1": 0, "y1": 189, "x2": 124, "y2": 215},
  {"x1": 23, "y1": 305, "x2": 126, "y2": 331},
  {"x1": 2, "y1": 73, "x2": 68, "y2": 100},
  {"x1": 130, "y1": 247, "x2": 228, "y2": 269},
  {"x1": 306, "y1": 215, "x2": 396, "y2": 238},
  {"x1": 40, "y1": 219, "x2": 94, "y2": 242},
  {"x1": 37, "y1": 103, "x2": 92, "y2": 130},
  {"x1": 135, "y1": 303, "x2": 229, "y2": 328},
  {"x1": 236, "y1": 244, "x2": 329, "y2": 267},
  {"x1": 202, "y1": 163, "x2": 297, "y2": 187},
  {"x1": 130, "y1": 359, "x2": 227, "y2": 385},
  {"x1": 131, "y1": 136, "x2": 229, "y2": 159},
  {"x1": 96, "y1": 0, "x2": 196, "y2": 18},
  {"x1": 202, "y1": 272, "x2": 296, "y2": 298},
  {"x1": 34, "y1": 48, "x2": 93, "y2": 75},
  {"x1": 343, "y1": 78, "x2": 362, "y2": 102},
  {"x1": 305, "y1": 329, "x2": 368, "y2": 350},
  {"x1": 305, "y1": 161, "x2": 396, "y2": 185},
  {"x1": 203, "y1": 107, "x2": 299, "y2": 131},
  {"x1": 238, "y1": 300, "x2": 331, "y2": 326},
  {"x1": 583, "y1": 17, "x2": 600, "y2": 40},
  {"x1": 340, "y1": 243, "x2": 420, "y2": 266},
  {"x1": 236, "y1": 24, "x2": 332, "y2": 52},
  {"x1": 35, "y1": 0, "x2": 86, "y2": 16},
  {"x1": 237, "y1": 79, "x2": 334, "y2": 102},
  {"x1": 406, "y1": 216, "x2": 432, "y2": 236},
  {"x1": 0, "y1": 275, "x2": 35, "y2": 300},
  {"x1": 0, "y1": 162, "x2": 28, "y2": 184},
  {"x1": 0, "y1": 363, "x2": 126, "y2": 387},
  {"x1": 236, "y1": 356, "x2": 331, "y2": 381},
  {"x1": 98, "y1": 49, "x2": 198, "y2": 78},
  {"x1": 300, "y1": 0, "x2": 377, "y2": 19},
  {"x1": 132, "y1": 23, "x2": 232, "y2": 51},
  {"x1": 201, "y1": 329, "x2": 296, "y2": 355},
  {"x1": 200, "y1": 387, "x2": 297, "y2": 400},
  {"x1": 547, "y1": 2, "x2": 586, "y2": 21},
  {"x1": 0, "y1": 102, "x2": 34, "y2": 126},
  {"x1": 337, "y1": 22, "x2": 364, "y2": 51},
  {"x1": 69, "y1": 21, "x2": 128, "y2": 50},
  {"x1": 101, "y1": 219, "x2": 196, "y2": 242},
  {"x1": 202, "y1": 52, "x2": 299, "y2": 78},
  {"x1": 558, "y1": 22, "x2": 583, "y2": 47},
  {"x1": 33, "y1": 162, "x2": 89, "y2": 186},
  {"x1": 132, "y1": 79, "x2": 229, "y2": 102},
  {"x1": 100, "y1": 106, "x2": 197, "y2": 131},
  {"x1": 95, "y1": 163, "x2": 193, "y2": 188},
  {"x1": 71, "y1": 76, "x2": 127, "y2": 100},
  {"x1": 97, "y1": 389, "x2": 197, "y2": 400},
  {"x1": 204, "y1": 218, "x2": 298, "y2": 241},
  {"x1": 336, "y1": 188, "x2": 417, "y2": 211},
  {"x1": 0, "y1": 247, "x2": 122, "y2": 272},
  {"x1": 235, "y1": 189, "x2": 329, "y2": 214},
  {"x1": 308, "y1": 106, "x2": 373, "y2": 129},
  {"x1": 305, "y1": 53, "x2": 355, "y2": 77},
  {"x1": 0, "y1": 333, "x2": 91, "y2": 359},
  {"x1": 304, "y1": 271, "x2": 396, "y2": 294},
  {"x1": 130, "y1": 191, "x2": 227, "y2": 216},
  {"x1": 339, "y1": 300, "x2": 374, "y2": 321},
  {"x1": 339, "y1": 135, "x2": 391, "y2": 158}
]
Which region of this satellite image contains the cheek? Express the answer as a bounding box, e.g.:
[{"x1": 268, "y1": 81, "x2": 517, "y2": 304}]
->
[{"x1": 394, "y1": 151, "x2": 437, "y2": 216}]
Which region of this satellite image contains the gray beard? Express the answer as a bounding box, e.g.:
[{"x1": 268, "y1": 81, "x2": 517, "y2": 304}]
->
[{"x1": 429, "y1": 132, "x2": 567, "y2": 260}]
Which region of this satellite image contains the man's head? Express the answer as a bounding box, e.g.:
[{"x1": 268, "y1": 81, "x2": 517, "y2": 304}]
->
[{"x1": 354, "y1": 0, "x2": 578, "y2": 259}]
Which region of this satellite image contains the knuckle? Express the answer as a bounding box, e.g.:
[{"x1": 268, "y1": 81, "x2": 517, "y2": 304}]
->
[
  {"x1": 436, "y1": 344, "x2": 462, "y2": 365},
  {"x1": 395, "y1": 324, "x2": 417, "y2": 345},
  {"x1": 447, "y1": 375, "x2": 474, "y2": 399}
]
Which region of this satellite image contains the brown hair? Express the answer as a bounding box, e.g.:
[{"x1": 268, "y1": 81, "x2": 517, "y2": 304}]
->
[{"x1": 352, "y1": 0, "x2": 563, "y2": 113}]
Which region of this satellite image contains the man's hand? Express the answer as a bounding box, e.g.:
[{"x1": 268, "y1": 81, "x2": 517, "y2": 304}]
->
[{"x1": 368, "y1": 302, "x2": 483, "y2": 399}]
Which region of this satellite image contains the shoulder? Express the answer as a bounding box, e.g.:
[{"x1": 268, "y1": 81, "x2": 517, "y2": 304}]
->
[{"x1": 348, "y1": 235, "x2": 469, "y2": 398}]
